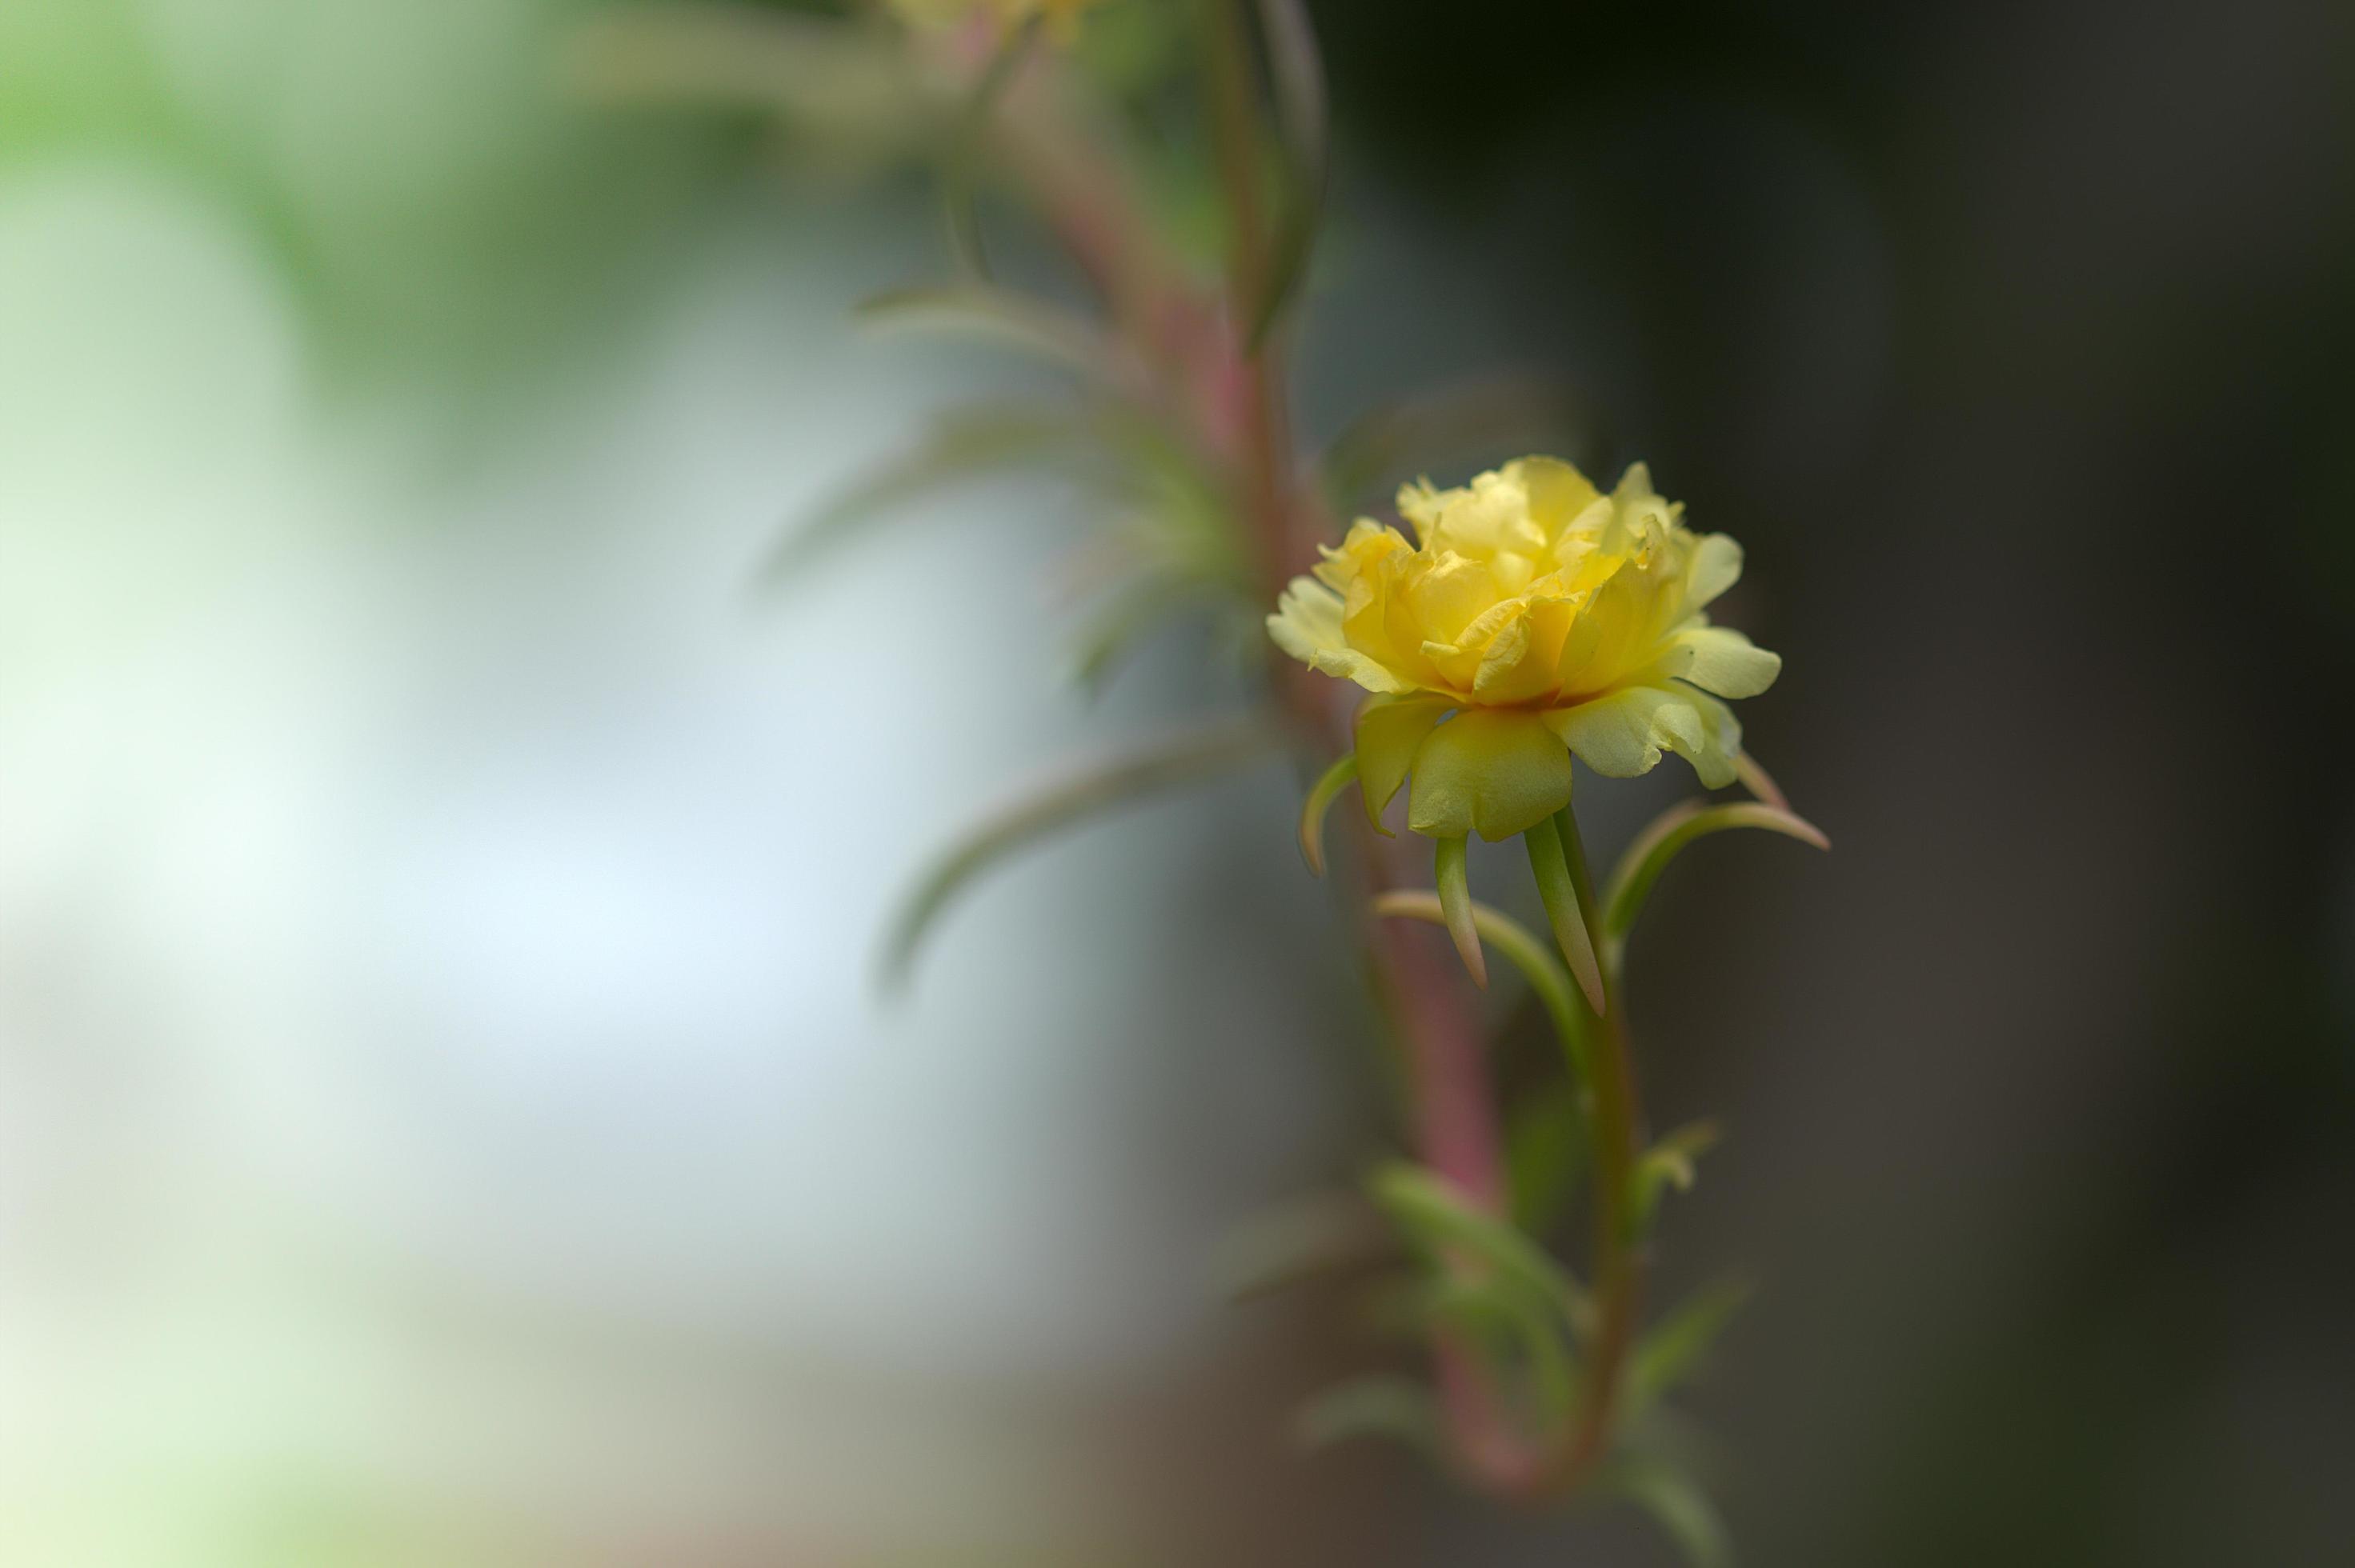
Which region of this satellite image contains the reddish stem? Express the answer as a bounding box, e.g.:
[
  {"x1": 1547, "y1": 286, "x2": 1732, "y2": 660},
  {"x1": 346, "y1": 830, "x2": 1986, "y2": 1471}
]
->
[
  {"x1": 1197, "y1": 0, "x2": 1527, "y2": 1484},
  {"x1": 977, "y1": 0, "x2": 1536, "y2": 1490}
]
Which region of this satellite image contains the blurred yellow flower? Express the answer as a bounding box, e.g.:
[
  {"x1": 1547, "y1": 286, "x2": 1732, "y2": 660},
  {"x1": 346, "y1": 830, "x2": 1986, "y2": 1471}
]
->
[
  {"x1": 887, "y1": 0, "x2": 1099, "y2": 39},
  {"x1": 1270, "y1": 458, "x2": 1781, "y2": 840}
]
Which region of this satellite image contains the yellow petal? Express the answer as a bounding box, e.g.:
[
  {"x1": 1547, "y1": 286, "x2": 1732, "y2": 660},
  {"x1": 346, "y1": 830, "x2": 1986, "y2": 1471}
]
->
[
  {"x1": 1548, "y1": 687, "x2": 1663, "y2": 778},
  {"x1": 1654, "y1": 625, "x2": 1782, "y2": 699},
  {"x1": 1470, "y1": 611, "x2": 1540, "y2": 703},
  {"x1": 1407, "y1": 710, "x2": 1578, "y2": 842},
  {"x1": 1268, "y1": 580, "x2": 1343, "y2": 662},
  {"x1": 1268, "y1": 580, "x2": 1412, "y2": 694},
  {"x1": 1407, "y1": 550, "x2": 1493, "y2": 644},
  {"x1": 1513, "y1": 456, "x2": 1602, "y2": 536},
  {"x1": 1552, "y1": 555, "x2": 1654, "y2": 695},
  {"x1": 1396, "y1": 478, "x2": 1444, "y2": 542},
  {"x1": 1685, "y1": 533, "x2": 1744, "y2": 610}
]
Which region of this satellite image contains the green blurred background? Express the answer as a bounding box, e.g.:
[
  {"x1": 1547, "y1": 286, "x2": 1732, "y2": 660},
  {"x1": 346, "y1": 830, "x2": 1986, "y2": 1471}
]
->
[{"x1": 2, "y1": 0, "x2": 2351, "y2": 1563}]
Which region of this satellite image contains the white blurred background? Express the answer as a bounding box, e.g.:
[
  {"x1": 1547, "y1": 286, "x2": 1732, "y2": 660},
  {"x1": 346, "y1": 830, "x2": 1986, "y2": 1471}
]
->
[{"x1": 0, "y1": 4, "x2": 1364, "y2": 1559}]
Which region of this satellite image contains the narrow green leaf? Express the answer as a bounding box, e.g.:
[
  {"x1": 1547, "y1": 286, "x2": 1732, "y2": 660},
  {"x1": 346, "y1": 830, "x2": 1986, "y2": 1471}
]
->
[
  {"x1": 1296, "y1": 754, "x2": 1358, "y2": 878},
  {"x1": 1524, "y1": 816, "x2": 1606, "y2": 1014},
  {"x1": 879, "y1": 717, "x2": 1282, "y2": 992},
  {"x1": 856, "y1": 285, "x2": 1116, "y2": 377},
  {"x1": 1372, "y1": 890, "x2": 1593, "y2": 1087},
  {"x1": 1607, "y1": 1458, "x2": 1732, "y2": 1568},
  {"x1": 760, "y1": 402, "x2": 1091, "y2": 588},
  {"x1": 1631, "y1": 1278, "x2": 1752, "y2": 1416},
  {"x1": 939, "y1": 16, "x2": 1041, "y2": 281},
  {"x1": 1366, "y1": 1273, "x2": 1583, "y2": 1433},
  {"x1": 1732, "y1": 750, "x2": 1788, "y2": 811},
  {"x1": 1244, "y1": 0, "x2": 1328, "y2": 347},
  {"x1": 1213, "y1": 1190, "x2": 1390, "y2": 1302},
  {"x1": 1601, "y1": 802, "x2": 1831, "y2": 942},
  {"x1": 1505, "y1": 1074, "x2": 1590, "y2": 1236},
  {"x1": 1367, "y1": 1163, "x2": 1586, "y2": 1328},
  {"x1": 1066, "y1": 571, "x2": 1213, "y2": 695},
  {"x1": 563, "y1": 7, "x2": 923, "y2": 147},
  {"x1": 1293, "y1": 1375, "x2": 1444, "y2": 1458},
  {"x1": 1631, "y1": 1121, "x2": 1721, "y2": 1230},
  {"x1": 1432, "y1": 835, "x2": 1486, "y2": 989}
]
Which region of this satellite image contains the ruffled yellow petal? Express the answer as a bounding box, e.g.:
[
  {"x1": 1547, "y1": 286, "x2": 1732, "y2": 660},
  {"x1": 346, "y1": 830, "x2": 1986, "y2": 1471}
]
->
[
  {"x1": 1684, "y1": 533, "x2": 1744, "y2": 611},
  {"x1": 1268, "y1": 582, "x2": 1413, "y2": 694},
  {"x1": 1407, "y1": 710, "x2": 1578, "y2": 842},
  {"x1": 1267, "y1": 455, "x2": 1779, "y2": 834},
  {"x1": 1651, "y1": 624, "x2": 1782, "y2": 699},
  {"x1": 1515, "y1": 457, "x2": 1602, "y2": 533}
]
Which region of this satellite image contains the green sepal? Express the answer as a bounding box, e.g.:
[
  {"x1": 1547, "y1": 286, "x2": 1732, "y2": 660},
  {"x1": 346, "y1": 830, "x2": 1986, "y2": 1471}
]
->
[
  {"x1": 1352, "y1": 694, "x2": 1451, "y2": 834},
  {"x1": 1408, "y1": 709, "x2": 1577, "y2": 842}
]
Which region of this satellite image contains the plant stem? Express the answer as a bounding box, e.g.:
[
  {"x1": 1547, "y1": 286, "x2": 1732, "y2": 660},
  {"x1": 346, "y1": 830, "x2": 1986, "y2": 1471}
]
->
[
  {"x1": 1198, "y1": 0, "x2": 1529, "y2": 1489},
  {"x1": 1199, "y1": 0, "x2": 1300, "y2": 587},
  {"x1": 1544, "y1": 806, "x2": 1648, "y2": 1494}
]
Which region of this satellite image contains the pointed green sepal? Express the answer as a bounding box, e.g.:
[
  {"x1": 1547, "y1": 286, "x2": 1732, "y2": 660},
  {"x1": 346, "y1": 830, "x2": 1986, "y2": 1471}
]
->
[
  {"x1": 1524, "y1": 815, "x2": 1607, "y2": 1015},
  {"x1": 1353, "y1": 694, "x2": 1450, "y2": 835},
  {"x1": 1432, "y1": 834, "x2": 1485, "y2": 988},
  {"x1": 1297, "y1": 753, "x2": 1359, "y2": 877}
]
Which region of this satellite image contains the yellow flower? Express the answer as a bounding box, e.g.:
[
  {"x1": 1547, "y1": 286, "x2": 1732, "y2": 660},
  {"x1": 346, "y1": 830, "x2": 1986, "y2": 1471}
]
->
[{"x1": 1270, "y1": 458, "x2": 1781, "y2": 842}]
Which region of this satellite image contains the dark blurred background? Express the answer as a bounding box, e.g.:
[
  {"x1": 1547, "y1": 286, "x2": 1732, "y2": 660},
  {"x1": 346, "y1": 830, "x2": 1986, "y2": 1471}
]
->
[
  {"x1": 1312, "y1": 2, "x2": 2355, "y2": 1562},
  {"x1": 1308, "y1": 2, "x2": 2355, "y2": 1562},
  {"x1": 2, "y1": 0, "x2": 2350, "y2": 1563}
]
